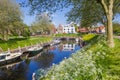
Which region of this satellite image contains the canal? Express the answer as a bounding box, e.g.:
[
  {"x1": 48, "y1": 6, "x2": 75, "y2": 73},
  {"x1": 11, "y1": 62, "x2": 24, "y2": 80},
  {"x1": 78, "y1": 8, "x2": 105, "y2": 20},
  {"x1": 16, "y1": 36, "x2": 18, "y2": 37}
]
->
[{"x1": 0, "y1": 40, "x2": 81, "y2": 80}]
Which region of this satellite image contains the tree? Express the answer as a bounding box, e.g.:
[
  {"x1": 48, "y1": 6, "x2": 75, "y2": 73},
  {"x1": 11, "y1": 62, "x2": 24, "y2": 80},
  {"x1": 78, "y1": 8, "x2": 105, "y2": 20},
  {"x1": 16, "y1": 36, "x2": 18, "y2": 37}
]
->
[
  {"x1": 113, "y1": 22, "x2": 120, "y2": 35},
  {"x1": 12, "y1": 21, "x2": 30, "y2": 38},
  {"x1": 66, "y1": 0, "x2": 105, "y2": 27},
  {"x1": 30, "y1": 13, "x2": 53, "y2": 35},
  {"x1": 22, "y1": 0, "x2": 120, "y2": 47},
  {"x1": 99, "y1": 0, "x2": 114, "y2": 47},
  {"x1": 67, "y1": 0, "x2": 120, "y2": 47},
  {"x1": 49, "y1": 24, "x2": 56, "y2": 34},
  {"x1": 96, "y1": 0, "x2": 120, "y2": 47},
  {"x1": 0, "y1": 0, "x2": 22, "y2": 40}
]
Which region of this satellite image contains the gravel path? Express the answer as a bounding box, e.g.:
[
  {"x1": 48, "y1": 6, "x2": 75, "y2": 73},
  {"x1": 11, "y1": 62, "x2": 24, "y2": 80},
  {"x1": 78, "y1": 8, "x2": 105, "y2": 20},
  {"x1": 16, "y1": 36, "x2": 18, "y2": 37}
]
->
[{"x1": 114, "y1": 36, "x2": 120, "y2": 39}]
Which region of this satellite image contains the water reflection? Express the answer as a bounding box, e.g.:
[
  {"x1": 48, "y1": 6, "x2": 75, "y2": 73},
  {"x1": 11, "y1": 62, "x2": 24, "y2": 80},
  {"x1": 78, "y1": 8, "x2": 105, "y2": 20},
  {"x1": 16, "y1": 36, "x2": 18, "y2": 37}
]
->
[
  {"x1": 34, "y1": 48, "x2": 54, "y2": 69},
  {"x1": 0, "y1": 41, "x2": 80, "y2": 80},
  {"x1": 0, "y1": 62, "x2": 27, "y2": 80}
]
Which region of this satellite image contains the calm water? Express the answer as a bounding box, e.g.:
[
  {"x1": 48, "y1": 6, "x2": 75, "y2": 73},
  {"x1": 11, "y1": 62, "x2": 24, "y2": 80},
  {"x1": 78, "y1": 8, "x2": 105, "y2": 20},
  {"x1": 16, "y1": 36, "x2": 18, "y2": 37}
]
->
[{"x1": 0, "y1": 41, "x2": 81, "y2": 80}]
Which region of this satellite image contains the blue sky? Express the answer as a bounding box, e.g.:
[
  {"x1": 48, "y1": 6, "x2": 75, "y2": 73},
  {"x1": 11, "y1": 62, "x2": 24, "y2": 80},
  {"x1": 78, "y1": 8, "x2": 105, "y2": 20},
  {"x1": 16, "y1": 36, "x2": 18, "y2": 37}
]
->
[
  {"x1": 16, "y1": 0, "x2": 70, "y2": 27},
  {"x1": 21, "y1": 7, "x2": 70, "y2": 27},
  {"x1": 16, "y1": 0, "x2": 120, "y2": 27}
]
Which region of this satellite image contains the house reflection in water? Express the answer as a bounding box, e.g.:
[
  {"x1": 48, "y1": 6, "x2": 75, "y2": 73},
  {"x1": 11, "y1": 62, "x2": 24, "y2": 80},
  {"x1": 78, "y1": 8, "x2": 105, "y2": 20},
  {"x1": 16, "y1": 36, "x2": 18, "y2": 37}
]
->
[
  {"x1": 51, "y1": 43, "x2": 76, "y2": 51},
  {"x1": 63, "y1": 44, "x2": 75, "y2": 51}
]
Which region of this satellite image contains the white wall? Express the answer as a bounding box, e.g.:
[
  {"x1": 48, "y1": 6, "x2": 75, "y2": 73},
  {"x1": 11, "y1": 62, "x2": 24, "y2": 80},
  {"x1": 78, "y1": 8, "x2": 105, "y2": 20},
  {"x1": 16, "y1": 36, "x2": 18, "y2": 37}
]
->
[{"x1": 63, "y1": 24, "x2": 76, "y2": 34}]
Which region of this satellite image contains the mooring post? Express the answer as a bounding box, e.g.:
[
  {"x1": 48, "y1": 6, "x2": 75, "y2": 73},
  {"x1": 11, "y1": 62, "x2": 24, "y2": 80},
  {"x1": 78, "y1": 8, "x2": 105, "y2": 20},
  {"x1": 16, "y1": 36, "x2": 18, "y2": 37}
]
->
[
  {"x1": 8, "y1": 48, "x2": 10, "y2": 53},
  {"x1": 36, "y1": 43, "x2": 39, "y2": 47},
  {"x1": 30, "y1": 42, "x2": 32, "y2": 46},
  {"x1": 25, "y1": 44, "x2": 27, "y2": 50},
  {"x1": 0, "y1": 47, "x2": 3, "y2": 53},
  {"x1": 18, "y1": 46, "x2": 21, "y2": 53}
]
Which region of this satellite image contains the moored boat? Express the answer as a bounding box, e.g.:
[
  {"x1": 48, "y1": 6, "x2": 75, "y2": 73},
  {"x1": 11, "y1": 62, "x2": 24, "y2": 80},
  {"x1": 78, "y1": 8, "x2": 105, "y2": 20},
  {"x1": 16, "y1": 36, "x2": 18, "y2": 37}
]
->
[
  {"x1": 28, "y1": 46, "x2": 43, "y2": 57},
  {"x1": 50, "y1": 40, "x2": 61, "y2": 46},
  {"x1": 27, "y1": 46, "x2": 43, "y2": 52},
  {"x1": 0, "y1": 52, "x2": 22, "y2": 66},
  {"x1": 21, "y1": 46, "x2": 43, "y2": 58}
]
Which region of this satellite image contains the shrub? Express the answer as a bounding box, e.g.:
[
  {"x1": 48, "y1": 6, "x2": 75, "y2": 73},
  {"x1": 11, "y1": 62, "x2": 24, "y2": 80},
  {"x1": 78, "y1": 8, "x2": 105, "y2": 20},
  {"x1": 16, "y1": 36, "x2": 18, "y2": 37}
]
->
[{"x1": 82, "y1": 34, "x2": 97, "y2": 41}]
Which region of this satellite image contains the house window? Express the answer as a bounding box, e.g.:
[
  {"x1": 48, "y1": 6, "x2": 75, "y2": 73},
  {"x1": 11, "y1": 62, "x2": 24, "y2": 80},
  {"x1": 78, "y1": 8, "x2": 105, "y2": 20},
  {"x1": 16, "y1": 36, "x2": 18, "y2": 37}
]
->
[{"x1": 71, "y1": 31, "x2": 73, "y2": 33}]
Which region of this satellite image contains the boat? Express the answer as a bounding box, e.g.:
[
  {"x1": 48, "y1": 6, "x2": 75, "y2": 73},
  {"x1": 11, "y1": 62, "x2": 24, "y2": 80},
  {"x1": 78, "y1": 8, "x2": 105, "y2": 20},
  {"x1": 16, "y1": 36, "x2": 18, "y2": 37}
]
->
[
  {"x1": 76, "y1": 38, "x2": 79, "y2": 42},
  {"x1": 50, "y1": 40, "x2": 61, "y2": 46},
  {"x1": 21, "y1": 46, "x2": 43, "y2": 58},
  {"x1": 28, "y1": 46, "x2": 43, "y2": 57},
  {"x1": 0, "y1": 52, "x2": 22, "y2": 66},
  {"x1": 27, "y1": 46, "x2": 43, "y2": 52}
]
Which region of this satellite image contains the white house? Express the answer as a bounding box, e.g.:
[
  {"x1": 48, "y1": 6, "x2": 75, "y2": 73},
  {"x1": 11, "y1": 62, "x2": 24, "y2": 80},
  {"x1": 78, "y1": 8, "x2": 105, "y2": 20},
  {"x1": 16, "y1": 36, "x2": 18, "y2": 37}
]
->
[{"x1": 63, "y1": 23, "x2": 76, "y2": 34}]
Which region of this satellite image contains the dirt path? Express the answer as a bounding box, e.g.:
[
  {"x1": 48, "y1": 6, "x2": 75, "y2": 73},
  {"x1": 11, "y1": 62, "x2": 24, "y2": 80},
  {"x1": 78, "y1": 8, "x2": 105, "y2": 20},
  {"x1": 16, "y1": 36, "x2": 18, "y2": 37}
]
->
[{"x1": 114, "y1": 36, "x2": 120, "y2": 39}]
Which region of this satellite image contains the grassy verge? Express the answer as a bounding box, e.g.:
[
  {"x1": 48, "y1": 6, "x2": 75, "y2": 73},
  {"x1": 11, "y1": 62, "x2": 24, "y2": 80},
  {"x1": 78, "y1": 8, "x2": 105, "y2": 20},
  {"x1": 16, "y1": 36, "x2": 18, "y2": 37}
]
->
[
  {"x1": 55, "y1": 33, "x2": 81, "y2": 37},
  {"x1": 0, "y1": 36, "x2": 52, "y2": 51},
  {"x1": 36, "y1": 34, "x2": 120, "y2": 80}
]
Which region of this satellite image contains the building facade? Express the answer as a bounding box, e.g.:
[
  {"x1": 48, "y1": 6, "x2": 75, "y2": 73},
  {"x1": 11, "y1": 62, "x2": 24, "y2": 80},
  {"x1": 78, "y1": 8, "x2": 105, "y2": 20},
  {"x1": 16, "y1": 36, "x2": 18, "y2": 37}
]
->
[
  {"x1": 63, "y1": 23, "x2": 76, "y2": 34},
  {"x1": 57, "y1": 24, "x2": 63, "y2": 34}
]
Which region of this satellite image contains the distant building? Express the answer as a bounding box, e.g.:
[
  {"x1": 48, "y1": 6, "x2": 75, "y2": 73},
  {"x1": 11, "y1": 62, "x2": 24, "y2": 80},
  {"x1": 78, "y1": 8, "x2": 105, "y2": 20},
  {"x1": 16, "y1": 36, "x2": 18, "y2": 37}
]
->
[
  {"x1": 95, "y1": 26, "x2": 105, "y2": 33},
  {"x1": 57, "y1": 24, "x2": 63, "y2": 34},
  {"x1": 63, "y1": 23, "x2": 76, "y2": 34},
  {"x1": 50, "y1": 24, "x2": 56, "y2": 34},
  {"x1": 77, "y1": 26, "x2": 105, "y2": 34},
  {"x1": 77, "y1": 27, "x2": 89, "y2": 33}
]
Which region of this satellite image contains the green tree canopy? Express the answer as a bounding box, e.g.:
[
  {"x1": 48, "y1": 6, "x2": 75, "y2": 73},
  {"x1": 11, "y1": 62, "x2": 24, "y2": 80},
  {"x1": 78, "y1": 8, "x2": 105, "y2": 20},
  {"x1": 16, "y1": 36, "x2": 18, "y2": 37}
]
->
[
  {"x1": 0, "y1": 0, "x2": 29, "y2": 40},
  {"x1": 113, "y1": 22, "x2": 120, "y2": 35},
  {"x1": 0, "y1": 0, "x2": 22, "y2": 40},
  {"x1": 31, "y1": 13, "x2": 53, "y2": 34}
]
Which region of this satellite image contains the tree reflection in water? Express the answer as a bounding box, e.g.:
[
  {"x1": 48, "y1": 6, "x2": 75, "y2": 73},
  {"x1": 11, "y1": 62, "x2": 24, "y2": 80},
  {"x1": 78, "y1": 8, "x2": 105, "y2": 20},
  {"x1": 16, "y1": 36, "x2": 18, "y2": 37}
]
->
[
  {"x1": 34, "y1": 47, "x2": 54, "y2": 69},
  {"x1": 0, "y1": 62, "x2": 28, "y2": 80}
]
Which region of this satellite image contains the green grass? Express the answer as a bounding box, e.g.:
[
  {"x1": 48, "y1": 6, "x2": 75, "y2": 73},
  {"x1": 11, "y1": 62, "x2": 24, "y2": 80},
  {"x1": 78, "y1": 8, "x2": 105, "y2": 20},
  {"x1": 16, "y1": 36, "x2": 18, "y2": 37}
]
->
[
  {"x1": 0, "y1": 36, "x2": 52, "y2": 51},
  {"x1": 55, "y1": 33, "x2": 81, "y2": 37},
  {"x1": 81, "y1": 35, "x2": 120, "y2": 79},
  {"x1": 105, "y1": 39, "x2": 120, "y2": 79}
]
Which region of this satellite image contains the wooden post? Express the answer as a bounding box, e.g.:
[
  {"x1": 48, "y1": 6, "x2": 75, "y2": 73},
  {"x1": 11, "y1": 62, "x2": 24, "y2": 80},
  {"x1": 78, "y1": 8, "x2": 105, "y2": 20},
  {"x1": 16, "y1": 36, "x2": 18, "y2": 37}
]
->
[
  {"x1": 18, "y1": 46, "x2": 21, "y2": 52},
  {"x1": 25, "y1": 44, "x2": 27, "y2": 50},
  {"x1": 30, "y1": 42, "x2": 32, "y2": 46},
  {"x1": 0, "y1": 47, "x2": 3, "y2": 53},
  {"x1": 8, "y1": 48, "x2": 10, "y2": 53}
]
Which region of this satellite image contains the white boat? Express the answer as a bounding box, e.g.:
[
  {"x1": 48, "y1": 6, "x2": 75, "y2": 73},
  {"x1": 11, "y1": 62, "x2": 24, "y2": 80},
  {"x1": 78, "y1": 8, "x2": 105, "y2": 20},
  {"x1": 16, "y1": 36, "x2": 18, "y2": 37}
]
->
[
  {"x1": 76, "y1": 38, "x2": 79, "y2": 42},
  {"x1": 27, "y1": 46, "x2": 43, "y2": 52},
  {"x1": 52, "y1": 40, "x2": 61, "y2": 45},
  {"x1": 0, "y1": 52, "x2": 22, "y2": 65}
]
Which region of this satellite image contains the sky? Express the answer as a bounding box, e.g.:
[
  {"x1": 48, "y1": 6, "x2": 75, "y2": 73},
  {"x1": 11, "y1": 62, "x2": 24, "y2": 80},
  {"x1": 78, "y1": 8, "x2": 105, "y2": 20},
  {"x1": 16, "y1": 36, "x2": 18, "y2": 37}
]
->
[
  {"x1": 21, "y1": 7, "x2": 70, "y2": 27},
  {"x1": 16, "y1": 0, "x2": 70, "y2": 27}
]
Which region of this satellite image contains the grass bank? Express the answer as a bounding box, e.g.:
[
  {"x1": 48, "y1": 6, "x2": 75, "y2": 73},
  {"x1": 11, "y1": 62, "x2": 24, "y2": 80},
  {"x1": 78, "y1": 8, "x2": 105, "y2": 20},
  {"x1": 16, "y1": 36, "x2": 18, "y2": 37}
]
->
[
  {"x1": 36, "y1": 34, "x2": 120, "y2": 80},
  {"x1": 0, "y1": 36, "x2": 52, "y2": 51},
  {"x1": 55, "y1": 33, "x2": 81, "y2": 37}
]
